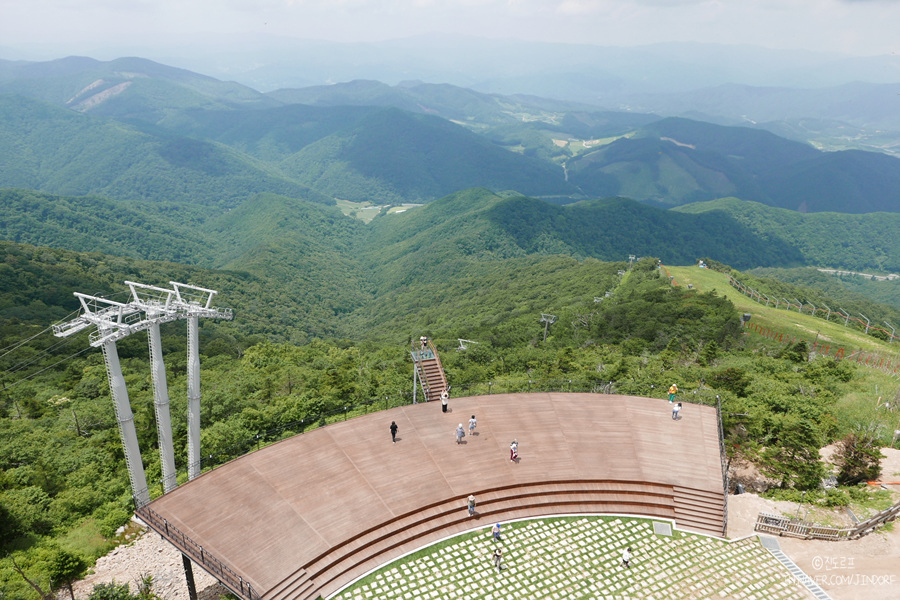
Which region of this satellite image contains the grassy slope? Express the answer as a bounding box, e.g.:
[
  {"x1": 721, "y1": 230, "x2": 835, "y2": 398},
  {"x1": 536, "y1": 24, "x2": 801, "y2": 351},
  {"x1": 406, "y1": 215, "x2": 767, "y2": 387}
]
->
[{"x1": 666, "y1": 265, "x2": 898, "y2": 356}]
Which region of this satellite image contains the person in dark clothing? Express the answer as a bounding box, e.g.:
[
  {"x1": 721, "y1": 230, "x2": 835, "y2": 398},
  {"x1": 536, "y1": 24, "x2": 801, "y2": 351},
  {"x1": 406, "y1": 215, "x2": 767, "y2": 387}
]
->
[{"x1": 390, "y1": 421, "x2": 398, "y2": 443}]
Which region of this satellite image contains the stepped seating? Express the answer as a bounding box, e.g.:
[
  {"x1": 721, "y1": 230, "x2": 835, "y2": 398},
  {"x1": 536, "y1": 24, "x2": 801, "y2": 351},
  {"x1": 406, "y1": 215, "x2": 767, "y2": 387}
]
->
[
  {"x1": 143, "y1": 393, "x2": 727, "y2": 600},
  {"x1": 673, "y1": 486, "x2": 726, "y2": 537},
  {"x1": 268, "y1": 479, "x2": 723, "y2": 600}
]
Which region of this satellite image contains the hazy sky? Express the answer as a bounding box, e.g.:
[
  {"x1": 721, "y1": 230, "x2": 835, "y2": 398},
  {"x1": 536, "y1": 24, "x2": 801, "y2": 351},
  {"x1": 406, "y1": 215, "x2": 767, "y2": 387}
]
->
[{"x1": 2, "y1": 0, "x2": 899, "y2": 57}]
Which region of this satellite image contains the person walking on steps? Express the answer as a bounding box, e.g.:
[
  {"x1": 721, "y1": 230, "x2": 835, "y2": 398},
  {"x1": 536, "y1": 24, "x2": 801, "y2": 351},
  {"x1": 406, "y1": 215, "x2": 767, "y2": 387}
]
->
[
  {"x1": 467, "y1": 494, "x2": 476, "y2": 517},
  {"x1": 668, "y1": 383, "x2": 678, "y2": 403}
]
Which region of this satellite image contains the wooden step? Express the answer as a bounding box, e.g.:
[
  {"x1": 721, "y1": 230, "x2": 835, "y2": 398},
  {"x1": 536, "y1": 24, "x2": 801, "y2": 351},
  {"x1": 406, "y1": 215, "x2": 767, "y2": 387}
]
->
[
  {"x1": 310, "y1": 498, "x2": 678, "y2": 599},
  {"x1": 304, "y1": 482, "x2": 683, "y2": 599},
  {"x1": 265, "y1": 569, "x2": 312, "y2": 600}
]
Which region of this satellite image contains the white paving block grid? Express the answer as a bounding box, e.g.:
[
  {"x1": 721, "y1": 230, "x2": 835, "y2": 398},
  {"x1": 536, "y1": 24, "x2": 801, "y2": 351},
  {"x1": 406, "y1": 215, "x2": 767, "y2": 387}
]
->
[{"x1": 331, "y1": 517, "x2": 813, "y2": 600}]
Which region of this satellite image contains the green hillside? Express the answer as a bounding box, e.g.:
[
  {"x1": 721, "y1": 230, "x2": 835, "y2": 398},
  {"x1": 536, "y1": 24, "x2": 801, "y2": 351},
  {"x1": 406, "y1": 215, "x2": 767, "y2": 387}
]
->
[
  {"x1": 162, "y1": 103, "x2": 378, "y2": 163},
  {"x1": 566, "y1": 117, "x2": 900, "y2": 213},
  {"x1": 666, "y1": 264, "x2": 900, "y2": 354},
  {"x1": 360, "y1": 190, "x2": 804, "y2": 284},
  {"x1": 0, "y1": 188, "x2": 212, "y2": 264},
  {"x1": 0, "y1": 95, "x2": 331, "y2": 209},
  {"x1": 675, "y1": 198, "x2": 900, "y2": 272},
  {"x1": 0, "y1": 56, "x2": 276, "y2": 122},
  {"x1": 279, "y1": 107, "x2": 577, "y2": 204}
]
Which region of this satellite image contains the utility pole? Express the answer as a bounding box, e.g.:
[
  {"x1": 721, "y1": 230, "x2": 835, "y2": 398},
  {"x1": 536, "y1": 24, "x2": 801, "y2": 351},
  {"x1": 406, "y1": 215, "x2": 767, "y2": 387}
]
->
[
  {"x1": 859, "y1": 313, "x2": 871, "y2": 334},
  {"x1": 839, "y1": 308, "x2": 851, "y2": 326},
  {"x1": 823, "y1": 304, "x2": 832, "y2": 321},
  {"x1": 540, "y1": 313, "x2": 557, "y2": 343}
]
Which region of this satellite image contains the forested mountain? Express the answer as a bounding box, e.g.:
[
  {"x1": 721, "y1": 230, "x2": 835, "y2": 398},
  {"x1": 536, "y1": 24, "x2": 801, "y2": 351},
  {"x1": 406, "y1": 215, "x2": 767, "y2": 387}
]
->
[
  {"x1": 0, "y1": 56, "x2": 275, "y2": 121},
  {"x1": 0, "y1": 189, "x2": 211, "y2": 264},
  {"x1": 278, "y1": 108, "x2": 577, "y2": 203},
  {"x1": 675, "y1": 198, "x2": 900, "y2": 272},
  {"x1": 3, "y1": 56, "x2": 900, "y2": 212},
  {"x1": 0, "y1": 95, "x2": 331, "y2": 209},
  {"x1": 566, "y1": 117, "x2": 900, "y2": 212},
  {"x1": 359, "y1": 189, "x2": 804, "y2": 285}
]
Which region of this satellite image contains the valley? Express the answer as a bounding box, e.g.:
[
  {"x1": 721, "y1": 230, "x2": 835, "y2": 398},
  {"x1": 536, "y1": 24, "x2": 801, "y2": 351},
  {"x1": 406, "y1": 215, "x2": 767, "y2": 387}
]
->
[{"x1": 2, "y1": 46, "x2": 900, "y2": 599}]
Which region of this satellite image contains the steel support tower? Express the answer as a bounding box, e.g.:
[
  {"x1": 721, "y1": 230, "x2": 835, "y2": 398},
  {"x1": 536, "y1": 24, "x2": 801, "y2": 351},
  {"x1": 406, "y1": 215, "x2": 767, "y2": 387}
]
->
[{"x1": 52, "y1": 280, "x2": 232, "y2": 506}]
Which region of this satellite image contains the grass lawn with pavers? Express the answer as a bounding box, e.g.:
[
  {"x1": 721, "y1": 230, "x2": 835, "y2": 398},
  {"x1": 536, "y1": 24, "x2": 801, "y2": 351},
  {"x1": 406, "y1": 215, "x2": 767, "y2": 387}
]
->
[{"x1": 330, "y1": 516, "x2": 813, "y2": 600}]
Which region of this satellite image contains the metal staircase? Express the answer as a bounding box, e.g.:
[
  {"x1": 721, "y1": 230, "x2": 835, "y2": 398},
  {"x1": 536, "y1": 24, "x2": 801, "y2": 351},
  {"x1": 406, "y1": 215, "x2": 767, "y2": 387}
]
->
[{"x1": 411, "y1": 338, "x2": 448, "y2": 403}]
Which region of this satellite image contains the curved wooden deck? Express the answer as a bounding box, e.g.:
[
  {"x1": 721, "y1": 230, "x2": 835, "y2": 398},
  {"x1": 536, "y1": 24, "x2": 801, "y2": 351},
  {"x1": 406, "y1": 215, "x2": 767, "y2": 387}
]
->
[{"x1": 143, "y1": 393, "x2": 725, "y2": 600}]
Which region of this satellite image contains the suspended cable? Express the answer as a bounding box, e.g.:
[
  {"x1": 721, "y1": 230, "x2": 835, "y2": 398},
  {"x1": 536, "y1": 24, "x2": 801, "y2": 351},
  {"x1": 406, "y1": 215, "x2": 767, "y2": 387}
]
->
[
  {"x1": 0, "y1": 345, "x2": 95, "y2": 393},
  {"x1": 0, "y1": 307, "x2": 82, "y2": 357},
  {"x1": 2, "y1": 336, "x2": 80, "y2": 376},
  {"x1": 0, "y1": 325, "x2": 54, "y2": 358}
]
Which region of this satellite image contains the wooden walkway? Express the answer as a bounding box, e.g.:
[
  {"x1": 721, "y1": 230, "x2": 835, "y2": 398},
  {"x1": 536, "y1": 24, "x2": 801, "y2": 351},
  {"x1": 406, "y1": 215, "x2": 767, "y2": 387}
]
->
[{"x1": 144, "y1": 393, "x2": 725, "y2": 600}]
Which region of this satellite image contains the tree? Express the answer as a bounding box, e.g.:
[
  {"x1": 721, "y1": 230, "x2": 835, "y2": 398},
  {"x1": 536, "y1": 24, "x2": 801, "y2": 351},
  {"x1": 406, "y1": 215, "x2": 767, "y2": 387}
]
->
[
  {"x1": 759, "y1": 415, "x2": 826, "y2": 490},
  {"x1": 88, "y1": 582, "x2": 134, "y2": 600},
  {"x1": 833, "y1": 428, "x2": 884, "y2": 485},
  {"x1": 10, "y1": 555, "x2": 54, "y2": 600},
  {"x1": 47, "y1": 548, "x2": 87, "y2": 600}
]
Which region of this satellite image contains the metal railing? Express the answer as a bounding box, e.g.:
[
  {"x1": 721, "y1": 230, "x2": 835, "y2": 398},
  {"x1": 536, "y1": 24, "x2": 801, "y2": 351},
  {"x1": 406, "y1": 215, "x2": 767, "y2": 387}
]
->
[
  {"x1": 136, "y1": 504, "x2": 261, "y2": 600},
  {"x1": 754, "y1": 500, "x2": 900, "y2": 541}
]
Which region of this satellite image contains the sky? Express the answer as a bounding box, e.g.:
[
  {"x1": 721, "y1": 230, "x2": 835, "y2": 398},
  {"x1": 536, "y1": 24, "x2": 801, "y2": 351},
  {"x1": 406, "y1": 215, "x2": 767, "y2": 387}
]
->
[{"x1": 1, "y1": 0, "x2": 899, "y2": 58}]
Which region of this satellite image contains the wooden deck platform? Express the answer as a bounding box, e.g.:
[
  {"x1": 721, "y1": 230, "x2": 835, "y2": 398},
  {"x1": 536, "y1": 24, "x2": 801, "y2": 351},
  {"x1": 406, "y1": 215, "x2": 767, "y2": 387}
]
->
[{"x1": 143, "y1": 393, "x2": 725, "y2": 600}]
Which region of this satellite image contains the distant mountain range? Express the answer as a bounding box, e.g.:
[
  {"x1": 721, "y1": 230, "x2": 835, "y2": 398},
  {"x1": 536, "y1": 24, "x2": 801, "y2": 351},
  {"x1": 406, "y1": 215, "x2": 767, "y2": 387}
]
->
[
  {"x1": 2, "y1": 50, "x2": 900, "y2": 333},
  {"x1": 2, "y1": 55, "x2": 900, "y2": 212}
]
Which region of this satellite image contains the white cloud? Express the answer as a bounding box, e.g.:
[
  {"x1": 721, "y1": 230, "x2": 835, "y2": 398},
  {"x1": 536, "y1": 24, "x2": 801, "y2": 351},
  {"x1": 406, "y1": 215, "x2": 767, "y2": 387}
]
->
[{"x1": 1, "y1": 0, "x2": 898, "y2": 56}]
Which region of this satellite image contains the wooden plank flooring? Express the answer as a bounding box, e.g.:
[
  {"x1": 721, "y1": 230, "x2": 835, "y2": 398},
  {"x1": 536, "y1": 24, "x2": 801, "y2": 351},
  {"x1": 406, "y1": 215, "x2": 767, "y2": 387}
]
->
[{"x1": 147, "y1": 393, "x2": 724, "y2": 597}]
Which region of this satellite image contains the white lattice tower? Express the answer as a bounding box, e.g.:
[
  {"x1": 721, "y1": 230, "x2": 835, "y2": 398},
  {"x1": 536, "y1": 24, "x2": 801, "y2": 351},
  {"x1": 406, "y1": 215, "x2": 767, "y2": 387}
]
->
[
  {"x1": 53, "y1": 293, "x2": 156, "y2": 507},
  {"x1": 169, "y1": 282, "x2": 233, "y2": 480},
  {"x1": 126, "y1": 281, "x2": 182, "y2": 493},
  {"x1": 53, "y1": 281, "x2": 233, "y2": 506}
]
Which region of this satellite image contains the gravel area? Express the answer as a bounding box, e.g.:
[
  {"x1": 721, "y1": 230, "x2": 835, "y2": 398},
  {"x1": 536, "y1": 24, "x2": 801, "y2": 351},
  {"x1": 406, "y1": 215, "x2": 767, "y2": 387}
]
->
[{"x1": 71, "y1": 527, "x2": 226, "y2": 600}]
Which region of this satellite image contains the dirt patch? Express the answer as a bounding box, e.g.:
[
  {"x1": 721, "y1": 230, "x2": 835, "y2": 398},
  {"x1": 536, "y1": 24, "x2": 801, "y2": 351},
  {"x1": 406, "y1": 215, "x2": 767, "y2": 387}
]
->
[
  {"x1": 72, "y1": 526, "x2": 225, "y2": 600},
  {"x1": 729, "y1": 448, "x2": 900, "y2": 600}
]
